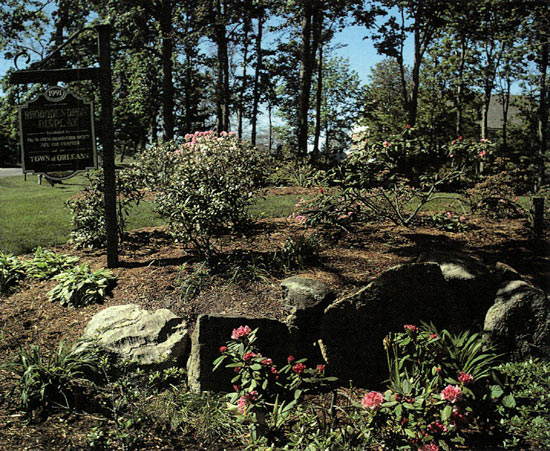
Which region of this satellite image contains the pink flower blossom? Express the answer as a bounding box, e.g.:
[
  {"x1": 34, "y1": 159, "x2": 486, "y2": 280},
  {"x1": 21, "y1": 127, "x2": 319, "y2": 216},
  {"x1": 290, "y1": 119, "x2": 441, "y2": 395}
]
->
[
  {"x1": 430, "y1": 334, "x2": 439, "y2": 340},
  {"x1": 236, "y1": 390, "x2": 258, "y2": 414},
  {"x1": 231, "y1": 325, "x2": 252, "y2": 340},
  {"x1": 498, "y1": 198, "x2": 506, "y2": 204},
  {"x1": 513, "y1": 196, "x2": 518, "y2": 203},
  {"x1": 220, "y1": 131, "x2": 228, "y2": 137},
  {"x1": 383, "y1": 140, "x2": 391, "y2": 147},
  {"x1": 219, "y1": 346, "x2": 228, "y2": 353},
  {"x1": 459, "y1": 216, "x2": 466, "y2": 223},
  {"x1": 404, "y1": 324, "x2": 419, "y2": 334},
  {"x1": 441, "y1": 385, "x2": 462, "y2": 403},
  {"x1": 292, "y1": 363, "x2": 306, "y2": 374},
  {"x1": 261, "y1": 358, "x2": 273, "y2": 366},
  {"x1": 419, "y1": 443, "x2": 440, "y2": 451},
  {"x1": 295, "y1": 215, "x2": 307, "y2": 223},
  {"x1": 228, "y1": 131, "x2": 236, "y2": 136},
  {"x1": 287, "y1": 355, "x2": 295, "y2": 364},
  {"x1": 406, "y1": 124, "x2": 411, "y2": 129},
  {"x1": 458, "y1": 371, "x2": 474, "y2": 384},
  {"x1": 317, "y1": 364, "x2": 326, "y2": 373},
  {"x1": 458, "y1": 136, "x2": 463, "y2": 141},
  {"x1": 478, "y1": 150, "x2": 487, "y2": 158},
  {"x1": 427, "y1": 421, "x2": 448, "y2": 434},
  {"x1": 446, "y1": 211, "x2": 454, "y2": 219},
  {"x1": 361, "y1": 391, "x2": 384, "y2": 410},
  {"x1": 435, "y1": 367, "x2": 441, "y2": 373},
  {"x1": 243, "y1": 352, "x2": 256, "y2": 362}
]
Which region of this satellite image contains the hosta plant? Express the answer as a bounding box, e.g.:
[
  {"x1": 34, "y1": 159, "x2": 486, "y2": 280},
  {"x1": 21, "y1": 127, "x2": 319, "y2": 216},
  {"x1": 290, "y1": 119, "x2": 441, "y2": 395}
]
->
[
  {"x1": 48, "y1": 263, "x2": 115, "y2": 307},
  {"x1": 0, "y1": 252, "x2": 26, "y2": 295},
  {"x1": 24, "y1": 247, "x2": 79, "y2": 280}
]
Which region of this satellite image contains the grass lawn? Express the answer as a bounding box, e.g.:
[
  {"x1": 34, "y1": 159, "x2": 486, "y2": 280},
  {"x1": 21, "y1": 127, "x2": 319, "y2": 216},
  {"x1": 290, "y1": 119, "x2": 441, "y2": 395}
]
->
[{"x1": 0, "y1": 175, "x2": 534, "y2": 255}]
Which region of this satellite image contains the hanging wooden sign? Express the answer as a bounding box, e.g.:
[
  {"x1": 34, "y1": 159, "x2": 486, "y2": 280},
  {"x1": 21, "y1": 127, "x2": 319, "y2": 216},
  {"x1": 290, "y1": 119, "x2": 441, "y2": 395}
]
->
[{"x1": 19, "y1": 85, "x2": 97, "y2": 179}]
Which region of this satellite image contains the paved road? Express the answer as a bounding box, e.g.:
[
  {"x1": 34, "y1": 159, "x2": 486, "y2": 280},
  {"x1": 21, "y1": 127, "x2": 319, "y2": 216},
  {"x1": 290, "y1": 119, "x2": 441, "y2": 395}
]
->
[{"x1": 0, "y1": 168, "x2": 24, "y2": 177}]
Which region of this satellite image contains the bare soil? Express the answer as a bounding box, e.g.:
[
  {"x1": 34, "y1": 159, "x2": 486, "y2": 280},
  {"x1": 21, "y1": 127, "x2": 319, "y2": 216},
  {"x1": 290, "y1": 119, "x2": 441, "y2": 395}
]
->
[{"x1": 1, "y1": 190, "x2": 548, "y2": 449}]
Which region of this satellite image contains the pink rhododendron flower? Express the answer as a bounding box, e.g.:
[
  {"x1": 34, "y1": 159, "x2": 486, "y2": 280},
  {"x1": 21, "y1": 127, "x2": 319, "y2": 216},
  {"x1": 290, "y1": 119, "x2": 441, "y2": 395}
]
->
[
  {"x1": 419, "y1": 443, "x2": 439, "y2": 451},
  {"x1": 441, "y1": 385, "x2": 462, "y2": 403},
  {"x1": 479, "y1": 150, "x2": 487, "y2": 158},
  {"x1": 383, "y1": 140, "x2": 391, "y2": 147},
  {"x1": 295, "y1": 215, "x2": 307, "y2": 223},
  {"x1": 317, "y1": 364, "x2": 326, "y2": 373},
  {"x1": 234, "y1": 366, "x2": 242, "y2": 373},
  {"x1": 459, "y1": 216, "x2": 466, "y2": 223},
  {"x1": 406, "y1": 124, "x2": 411, "y2": 129},
  {"x1": 261, "y1": 358, "x2": 273, "y2": 366},
  {"x1": 458, "y1": 371, "x2": 474, "y2": 384},
  {"x1": 219, "y1": 346, "x2": 228, "y2": 353},
  {"x1": 427, "y1": 421, "x2": 448, "y2": 434},
  {"x1": 404, "y1": 324, "x2": 419, "y2": 334},
  {"x1": 446, "y1": 211, "x2": 454, "y2": 219},
  {"x1": 430, "y1": 334, "x2": 439, "y2": 340},
  {"x1": 435, "y1": 367, "x2": 441, "y2": 373},
  {"x1": 243, "y1": 352, "x2": 256, "y2": 362},
  {"x1": 292, "y1": 363, "x2": 306, "y2": 374},
  {"x1": 361, "y1": 391, "x2": 384, "y2": 410},
  {"x1": 231, "y1": 325, "x2": 252, "y2": 340},
  {"x1": 287, "y1": 355, "x2": 295, "y2": 363},
  {"x1": 458, "y1": 136, "x2": 463, "y2": 141}
]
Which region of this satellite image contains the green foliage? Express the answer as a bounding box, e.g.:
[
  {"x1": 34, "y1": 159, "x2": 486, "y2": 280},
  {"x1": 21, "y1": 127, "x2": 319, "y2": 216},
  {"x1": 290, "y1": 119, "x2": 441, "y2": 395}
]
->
[
  {"x1": 427, "y1": 208, "x2": 471, "y2": 233},
  {"x1": 213, "y1": 326, "x2": 336, "y2": 436},
  {"x1": 24, "y1": 247, "x2": 79, "y2": 280},
  {"x1": 2, "y1": 342, "x2": 101, "y2": 414},
  {"x1": 67, "y1": 166, "x2": 144, "y2": 249},
  {"x1": 48, "y1": 263, "x2": 115, "y2": 308},
  {"x1": 143, "y1": 132, "x2": 268, "y2": 257},
  {"x1": 176, "y1": 262, "x2": 211, "y2": 303},
  {"x1": 0, "y1": 252, "x2": 26, "y2": 294},
  {"x1": 465, "y1": 171, "x2": 527, "y2": 219},
  {"x1": 493, "y1": 359, "x2": 550, "y2": 449},
  {"x1": 273, "y1": 232, "x2": 322, "y2": 271},
  {"x1": 267, "y1": 158, "x2": 320, "y2": 188}
]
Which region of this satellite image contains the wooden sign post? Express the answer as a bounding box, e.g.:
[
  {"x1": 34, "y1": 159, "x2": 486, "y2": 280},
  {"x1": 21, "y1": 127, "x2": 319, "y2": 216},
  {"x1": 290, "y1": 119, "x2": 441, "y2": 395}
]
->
[{"x1": 9, "y1": 24, "x2": 119, "y2": 268}]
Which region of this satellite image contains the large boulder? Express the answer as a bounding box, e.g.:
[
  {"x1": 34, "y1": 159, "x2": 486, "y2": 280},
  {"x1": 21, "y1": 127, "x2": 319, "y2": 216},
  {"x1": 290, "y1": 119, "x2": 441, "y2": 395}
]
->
[
  {"x1": 187, "y1": 314, "x2": 293, "y2": 393},
  {"x1": 484, "y1": 280, "x2": 550, "y2": 359},
  {"x1": 319, "y1": 263, "x2": 453, "y2": 388},
  {"x1": 281, "y1": 276, "x2": 334, "y2": 359},
  {"x1": 417, "y1": 251, "x2": 495, "y2": 329},
  {"x1": 79, "y1": 304, "x2": 189, "y2": 367}
]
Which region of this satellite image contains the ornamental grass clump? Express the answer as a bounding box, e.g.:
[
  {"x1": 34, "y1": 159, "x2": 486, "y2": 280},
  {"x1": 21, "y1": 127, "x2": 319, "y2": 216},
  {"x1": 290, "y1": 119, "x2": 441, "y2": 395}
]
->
[{"x1": 48, "y1": 263, "x2": 115, "y2": 307}]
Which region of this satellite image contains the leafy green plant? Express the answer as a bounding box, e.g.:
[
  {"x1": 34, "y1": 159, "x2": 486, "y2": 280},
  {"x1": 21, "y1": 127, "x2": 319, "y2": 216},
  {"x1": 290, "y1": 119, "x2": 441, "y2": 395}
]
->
[
  {"x1": 0, "y1": 252, "x2": 26, "y2": 294},
  {"x1": 354, "y1": 323, "x2": 503, "y2": 450},
  {"x1": 67, "y1": 166, "x2": 144, "y2": 248},
  {"x1": 176, "y1": 262, "x2": 211, "y2": 302},
  {"x1": 2, "y1": 342, "x2": 101, "y2": 414},
  {"x1": 272, "y1": 233, "x2": 322, "y2": 271},
  {"x1": 213, "y1": 326, "x2": 336, "y2": 437},
  {"x1": 493, "y1": 359, "x2": 550, "y2": 449},
  {"x1": 146, "y1": 132, "x2": 268, "y2": 257},
  {"x1": 48, "y1": 263, "x2": 115, "y2": 307},
  {"x1": 24, "y1": 247, "x2": 79, "y2": 280}
]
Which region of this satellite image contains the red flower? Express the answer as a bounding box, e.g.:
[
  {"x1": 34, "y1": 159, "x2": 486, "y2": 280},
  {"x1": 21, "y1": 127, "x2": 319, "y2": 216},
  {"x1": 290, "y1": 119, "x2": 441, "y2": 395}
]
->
[
  {"x1": 406, "y1": 124, "x2": 411, "y2": 129},
  {"x1": 292, "y1": 363, "x2": 306, "y2": 374},
  {"x1": 316, "y1": 364, "x2": 326, "y2": 373},
  {"x1": 231, "y1": 325, "x2": 252, "y2": 340},
  {"x1": 458, "y1": 371, "x2": 474, "y2": 384},
  {"x1": 441, "y1": 385, "x2": 462, "y2": 403},
  {"x1": 287, "y1": 355, "x2": 295, "y2": 364},
  {"x1": 260, "y1": 358, "x2": 273, "y2": 366},
  {"x1": 430, "y1": 334, "x2": 438, "y2": 340},
  {"x1": 219, "y1": 346, "x2": 228, "y2": 353},
  {"x1": 427, "y1": 421, "x2": 448, "y2": 434},
  {"x1": 403, "y1": 324, "x2": 419, "y2": 334},
  {"x1": 234, "y1": 366, "x2": 242, "y2": 373},
  {"x1": 361, "y1": 391, "x2": 384, "y2": 410},
  {"x1": 243, "y1": 352, "x2": 256, "y2": 363},
  {"x1": 383, "y1": 140, "x2": 391, "y2": 147}
]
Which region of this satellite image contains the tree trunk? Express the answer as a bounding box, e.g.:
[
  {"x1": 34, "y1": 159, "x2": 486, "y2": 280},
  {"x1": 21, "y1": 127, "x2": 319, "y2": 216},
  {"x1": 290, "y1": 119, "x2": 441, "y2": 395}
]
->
[
  {"x1": 480, "y1": 87, "x2": 491, "y2": 140},
  {"x1": 455, "y1": 38, "x2": 468, "y2": 136},
  {"x1": 268, "y1": 102, "x2": 273, "y2": 153},
  {"x1": 160, "y1": 0, "x2": 174, "y2": 141},
  {"x1": 408, "y1": 22, "x2": 422, "y2": 128},
  {"x1": 313, "y1": 43, "x2": 323, "y2": 160},
  {"x1": 251, "y1": 13, "x2": 264, "y2": 146},
  {"x1": 537, "y1": 37, "x2": 549, "y2": 189},
  {"x1": 214, "y1": 0, "x2": 230, "y2": 134},
  {"x1": 238, "y1": 20, "x2": 250, "y2": 140},
  {"x1": 297, "y1": 1, "x2": 314, "y2": 156}
]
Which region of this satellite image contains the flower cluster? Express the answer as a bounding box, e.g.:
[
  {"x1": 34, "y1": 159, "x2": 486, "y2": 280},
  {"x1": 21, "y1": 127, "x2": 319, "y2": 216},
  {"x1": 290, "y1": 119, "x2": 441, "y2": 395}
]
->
[
  {"x1": 441, "y1": 385, "x2": 462, "y2": 403},
  {"x1": 361, "y1": 391, "x2": 384, "y2": 410},
  {"x1": 231, "y1": 325, "x2": 252, "y2": 340}
]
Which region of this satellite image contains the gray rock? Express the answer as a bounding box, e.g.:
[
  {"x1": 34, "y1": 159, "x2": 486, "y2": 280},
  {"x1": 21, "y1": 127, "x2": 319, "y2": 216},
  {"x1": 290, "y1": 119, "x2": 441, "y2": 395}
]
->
[
  {"x1": 282, "y1": 277, "x2": 334, "y2": 360},
  {"x1": 187, "y1": 314, "x2": 293, "y2": 393},
  {"x1": 494, "y1": 262, "x2": 523, "y2": 283},
  {"x1": 319, "y1": 263, "x2": 453, "y2": 387},
  {"x1": 484, "y1": 280, "x2": 550, "y2": 359},
  {"x1": 417, "y1": 251, "x2": 494, "y2": 329},
  {"x1": 80, "y1": 304, "x2": 189, "y2": 367}
]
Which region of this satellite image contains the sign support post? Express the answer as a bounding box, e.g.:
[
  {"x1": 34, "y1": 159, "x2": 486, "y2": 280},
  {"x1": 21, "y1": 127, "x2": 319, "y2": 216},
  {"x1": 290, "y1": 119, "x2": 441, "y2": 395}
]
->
[
  {"x1": 97, "y1": 24, "x2": 118, "y2": 268},
  {"x1": 9, "y1": 23, "x2": 119, "y2": 268}
]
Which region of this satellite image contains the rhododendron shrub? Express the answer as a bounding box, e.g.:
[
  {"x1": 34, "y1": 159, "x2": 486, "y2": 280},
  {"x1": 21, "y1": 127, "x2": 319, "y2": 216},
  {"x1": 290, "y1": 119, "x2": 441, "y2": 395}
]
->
[
  {"x1": 213, "y1": 327, "x2": 336, "y2": 430},
  {"x1": 358, "y1": 323, "x2": 502, "y2": 450},
  {"x1": 137, "y1": 132, "x2": 268, "y2": 257}
]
